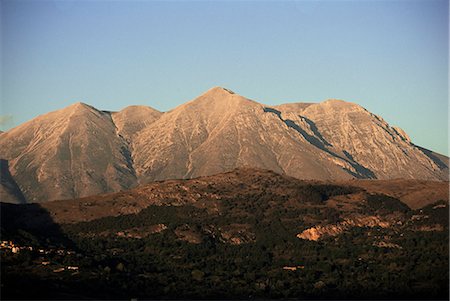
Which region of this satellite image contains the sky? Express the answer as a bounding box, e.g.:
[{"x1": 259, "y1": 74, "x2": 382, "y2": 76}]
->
[{"x1": 1, "y1": 0, "x2": 448, "y2": 155}]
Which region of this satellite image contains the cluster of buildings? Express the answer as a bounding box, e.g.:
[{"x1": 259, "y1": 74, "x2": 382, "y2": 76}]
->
[
  {"x1": 282, "y1": 265, "x2": 305, "y2": 271},
  {"x1": 0, "y1": 240, "x2": 33, "y2": 254},
  {"x1": 1, "y1": 240, "x2": 79, "y2": 273}
]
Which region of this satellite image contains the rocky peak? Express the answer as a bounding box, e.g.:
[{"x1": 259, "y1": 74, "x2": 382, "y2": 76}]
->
[
  {"x1": 196, "y1": 87, "x2": 254, "y2": 105},
  {"x1": 318, "y1": 99, "x2": 366, "y2": 112},
  {"x1": 203, "y1": 86, "x2": 236, "y2": 96},
  {"x1": 54, "y1": 102, "x2": 107, "y2": 122},
  {"x1": 171, "y1": 87, "x2": 260, "y2": 118},
  {"x1": 117, "y1": 105, "x2": 161, "y2": 113},
  {"x1": 392, "y1": 126, "x2": 411, "y2": 143},
  {"x1": 66, "y1": 102, "x2": 96, "y2": 111},
  {"x1": 112, "y1": 105, "x2": 163, "y2": 140}
]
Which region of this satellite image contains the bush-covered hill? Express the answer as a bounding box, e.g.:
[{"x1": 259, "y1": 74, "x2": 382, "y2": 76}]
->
[{"x1": 1, "y1": 168, "x2": 448, "y2": 299}]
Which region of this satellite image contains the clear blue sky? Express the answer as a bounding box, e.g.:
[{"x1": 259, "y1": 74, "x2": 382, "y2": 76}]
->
[{"x1": 1, "y1": 0, "x2": 448, "y2": 155}]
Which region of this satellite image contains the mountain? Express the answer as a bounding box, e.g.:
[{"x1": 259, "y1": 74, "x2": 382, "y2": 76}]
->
[
  {"x1": 281, "y1": 99, "x2": 446, "y2": 179},
  {"x1": 111, "y1": 105, "x2": 162, "y2": 141},
  {"x1": 133, "y1": 87, "x2": 448, "y2": 183},
  {"x1": 0, "y1": 159, "x2": 26, "y2": 204},
  {"x1": 0, "y1": 87, "x2": 447, "y2": 203},
  {"x1": 0, "y1": 103, "x2": 139, "y2": 202},
  {"x1": 133, "y1": 87, "x2": 356, "y2": 182}
]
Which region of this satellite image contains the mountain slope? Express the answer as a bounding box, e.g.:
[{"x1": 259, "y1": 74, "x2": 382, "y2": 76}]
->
[
  {"x1": 0, "y1": 88, "x2": 447, "y2": 203},
  {"x1": 133, "y1": 87, "x2": 369, "y2": 183},
  {"x1": 133, "y1": 87, "x2": 447, "y2": 183},
  {"x1": 0, "y1": 159, "x2": 26, "y2": 204},
  {"x1": 111, "y1": 105, "x2": 163, "y2": 141},
  {"x1": 0, "y1": 103, "x2": 138, "y2": 202},
  {"x1": 294, "y1": 99, "x2": 447, "y2": 180}
]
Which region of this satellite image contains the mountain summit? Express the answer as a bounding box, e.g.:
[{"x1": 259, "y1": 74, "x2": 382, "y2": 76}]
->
[{"x1": 0, "y1": 88, "x2": 447, "y2": 203}]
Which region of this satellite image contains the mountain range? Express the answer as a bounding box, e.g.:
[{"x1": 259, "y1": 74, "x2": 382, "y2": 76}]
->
[{"x1": 0, "y1": 87, "x2": 448, "y2": 203}]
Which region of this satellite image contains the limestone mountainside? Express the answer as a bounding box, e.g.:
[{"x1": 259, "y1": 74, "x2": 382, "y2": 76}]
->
[
  {"x1": 0, "y1": 159, "x2": 26, "y2": 204},
  {"x1": 286, "y1": 99, "x2": 447, "y2": 180},
  {"x1": 111, "y1": 105, "x2": 162, "y2": 141},
  {"x1": 133, "y1": 87, "x2": 447, "y2": 182},
  {"x1": 0, "y1": 87, "x2": 448, "y2": 203},
  {"x1": 0, "y1": 103, "x2": 139, "y2": 202},
  {"x1": 132, "y1": 87, "x2": 354, "y2": 183}
]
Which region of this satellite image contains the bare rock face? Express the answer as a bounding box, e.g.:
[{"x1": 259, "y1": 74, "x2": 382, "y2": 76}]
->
[
  {"x1": 111, "y1": 105, "x2": 162, "y2": 141},
  {"x1": 297, "y1": 215, "x2": 391, "y2": 241},
  {"x1": 133, "y1": 88, "x2": 447, "y2": 183},
  {"x1": 0, "y1": 159, "x2": 26, "y2": 204},
  {"x1": 292, "y1": 99, "x2": 447, "y2": 180},
  {"x1": 0, "y1": 103, "x2": 138, "y2": 202},
  {"x1": 0, "y1": 88, "x2": 448, "y2": 203},
  {"x1": 133, "y1": 87, "x2": 356, "y2": 183}
]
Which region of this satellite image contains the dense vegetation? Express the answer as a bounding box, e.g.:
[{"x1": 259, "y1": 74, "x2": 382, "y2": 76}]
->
[
  {"x1": 1, "y1": 183, "x2": 448, "y2": 300},
  {"x1": 366, "y1": 193, "x2": 410, "y2": 213}
]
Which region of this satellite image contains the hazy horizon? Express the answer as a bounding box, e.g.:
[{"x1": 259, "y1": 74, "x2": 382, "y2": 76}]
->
[{"x1": 1, "y1": 0, "x2": 448, "y2": 155}]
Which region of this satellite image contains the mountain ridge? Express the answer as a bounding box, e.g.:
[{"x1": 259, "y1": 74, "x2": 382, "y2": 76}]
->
[
  {"x1": 9, "y1": 167, "x2": 450, "y2": 225},
  {"x1": 0, "y1": 87, "x2": 447, "y2": 203}
]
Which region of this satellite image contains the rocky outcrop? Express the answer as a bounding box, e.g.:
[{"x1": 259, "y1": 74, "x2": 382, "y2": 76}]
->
[
  {"x1": 372, "y1": 241, "x2": 402, "y2": 249},
  {"x1": 219, "y1": 224, "x2": 256, "y2": 245},
  {"x1": 116, "y1": 224, "x2": 168, "y2": 239},
  {"x1": 111, "y1": 105, "x2": 162, "y2": 141},
  {"x1": 174, "y1": 224, "x2": 203, "y2": 244},
  {"x1": 297, "y1": 215, "x2": 390, "y2": 241}
]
